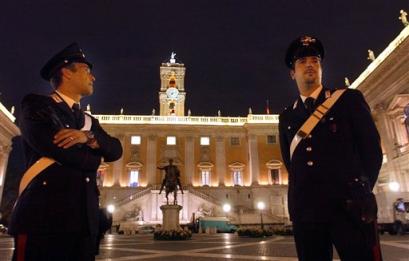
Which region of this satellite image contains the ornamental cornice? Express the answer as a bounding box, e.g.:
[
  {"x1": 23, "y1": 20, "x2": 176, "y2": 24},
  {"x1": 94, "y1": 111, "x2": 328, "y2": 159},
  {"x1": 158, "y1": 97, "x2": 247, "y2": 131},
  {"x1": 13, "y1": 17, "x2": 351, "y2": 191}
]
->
[
  {"x1": 228, "y1": 162, "x2": 245, "y2": 171},
  {"x1": 354, "y1": 27, "x2": 409, "y2": 107},
  {"x1": 266, "y1": 160, "x2": 283, "y2": 169}
]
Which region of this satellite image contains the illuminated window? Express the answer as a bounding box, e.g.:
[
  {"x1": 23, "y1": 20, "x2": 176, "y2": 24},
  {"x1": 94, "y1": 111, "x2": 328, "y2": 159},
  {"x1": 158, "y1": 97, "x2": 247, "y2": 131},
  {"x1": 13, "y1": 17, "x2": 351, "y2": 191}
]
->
[
  {"x1": 131, "y1": 135, "x2": 141, "y2": 145},
  {"x1": 200, "y1": 137, "x2": 210, "y2": 146},
  {"x1": 129, "y1": 170, "x2": 139, "y2": 187},
  {"x1": 201, "y1": 170, "x2": 211, "y2": 186},
  {"x1": 230, "y1": 137, "x2": 240, "y2": 146},
  {"x1": 167, "y1": 136, "x2": 176, "y2": 145},
  {"x1": 233, "y1": 171, "x2": 243, "y2": 186}
]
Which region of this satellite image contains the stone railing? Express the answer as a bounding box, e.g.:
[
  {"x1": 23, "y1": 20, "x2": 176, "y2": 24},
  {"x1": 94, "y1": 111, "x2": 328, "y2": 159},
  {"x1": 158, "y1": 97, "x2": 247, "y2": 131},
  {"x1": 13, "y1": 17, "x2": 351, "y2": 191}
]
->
[
  {"x1": 187, "y1": 187, "x2": 222, "y2": 205},
  {"x1": 114, "y1": 186, "x2": 153, "y2": 206},
  {"x1": 92, "y1": 114, "x2": 279, "y2": 126}
]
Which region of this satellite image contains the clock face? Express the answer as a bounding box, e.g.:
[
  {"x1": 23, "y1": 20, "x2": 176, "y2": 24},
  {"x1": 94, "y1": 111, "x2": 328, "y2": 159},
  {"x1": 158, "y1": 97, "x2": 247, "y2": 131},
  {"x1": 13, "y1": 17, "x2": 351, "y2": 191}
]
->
[{"x1": 166, "y1": 87, "x2": 179, "y2": 99}]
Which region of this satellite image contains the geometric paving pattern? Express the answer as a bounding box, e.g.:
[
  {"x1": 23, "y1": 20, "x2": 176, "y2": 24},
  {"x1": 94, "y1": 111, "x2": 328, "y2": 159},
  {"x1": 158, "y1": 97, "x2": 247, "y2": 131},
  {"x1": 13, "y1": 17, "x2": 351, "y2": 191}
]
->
[{"x1": 1, "y1": 233, "x2": 408, "y2": 261}]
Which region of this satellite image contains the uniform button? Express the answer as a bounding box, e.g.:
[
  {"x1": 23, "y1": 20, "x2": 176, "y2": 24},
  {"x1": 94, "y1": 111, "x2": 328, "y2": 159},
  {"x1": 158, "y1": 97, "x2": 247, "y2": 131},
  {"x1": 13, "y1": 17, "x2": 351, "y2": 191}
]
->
[
  {"x1": 42, "y1": 181, "x2": 47, "y2": 186},
  {"x1": 306, "y1": 147, "x2": 312, "y2": 152},
  {"x1": 65, "y1": 124, "x2": 70, "y2": 128},
  {"x1": 307, "y1": 134, "x2": 312, "y2": 138},
  {"x1": 307, "y1": 161, "x2": 314, "y2": 166},
  {"x1": 85, "y1": 177, "x2": 90, "y2": 183},
  {"x1": 288, "y1": 126, "x2": 291, "y2": 130}
]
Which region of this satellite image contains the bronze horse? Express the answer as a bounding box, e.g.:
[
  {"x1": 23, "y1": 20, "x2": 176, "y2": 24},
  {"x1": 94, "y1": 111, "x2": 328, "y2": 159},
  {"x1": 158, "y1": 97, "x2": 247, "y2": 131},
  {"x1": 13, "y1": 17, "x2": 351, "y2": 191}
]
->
[{"x1": 158, "y1": 159, "x2": 184, "y2": 205}]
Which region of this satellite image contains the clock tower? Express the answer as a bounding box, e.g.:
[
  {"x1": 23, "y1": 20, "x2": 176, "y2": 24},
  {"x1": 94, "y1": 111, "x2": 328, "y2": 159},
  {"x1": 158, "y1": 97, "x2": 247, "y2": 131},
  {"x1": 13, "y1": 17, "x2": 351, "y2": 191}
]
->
[{"x1": 159, "y1": 53, "x2": 186, "y2": 116}]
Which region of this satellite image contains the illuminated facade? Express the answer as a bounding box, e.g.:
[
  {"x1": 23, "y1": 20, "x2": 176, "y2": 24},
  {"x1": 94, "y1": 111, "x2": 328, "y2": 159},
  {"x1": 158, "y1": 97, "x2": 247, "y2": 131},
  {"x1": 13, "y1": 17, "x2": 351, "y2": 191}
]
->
[
  {"x1": 351, "y1": 25, "x2": 409, "y2": 221},
  {"x1": 2, "y1": 26, "x2": 409, "y2": 226},
  {"x1": 0, "y1": 102, "x2": 19, "y2": 205},
  {"x1": 95, "y1": 58, "x2": 289, "y2": 225}
]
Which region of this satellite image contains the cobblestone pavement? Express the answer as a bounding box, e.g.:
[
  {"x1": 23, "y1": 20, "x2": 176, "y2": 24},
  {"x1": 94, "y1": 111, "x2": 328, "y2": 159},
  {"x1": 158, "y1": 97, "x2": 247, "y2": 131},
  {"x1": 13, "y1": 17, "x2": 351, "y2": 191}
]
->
[{"x1": 0, "y1": 233, "x2": 408, "y2": 261}]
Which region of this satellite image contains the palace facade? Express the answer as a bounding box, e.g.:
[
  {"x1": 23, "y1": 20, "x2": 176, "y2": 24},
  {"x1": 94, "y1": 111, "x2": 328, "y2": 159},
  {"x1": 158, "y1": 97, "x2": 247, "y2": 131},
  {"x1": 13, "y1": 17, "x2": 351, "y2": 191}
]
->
[
  {"x1": 94, "y1": 60, "x2": 288, "y2": 225},
  {"x1": 0, "y1": 102, "x2": 19, "y2": 206},
  {"x1": 1, "y1": 26, "x2": 409, "y2": 227}
]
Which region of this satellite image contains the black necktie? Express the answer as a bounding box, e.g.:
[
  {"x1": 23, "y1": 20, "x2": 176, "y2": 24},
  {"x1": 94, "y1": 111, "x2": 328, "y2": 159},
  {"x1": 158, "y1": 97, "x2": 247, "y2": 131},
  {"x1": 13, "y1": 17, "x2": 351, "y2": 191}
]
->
[
  {"x1": 72, "y1": 103, "x2": 85, "y2": 128},
  {"x1": 304, "y1": 97, "x2": 315, "y2": 114}
]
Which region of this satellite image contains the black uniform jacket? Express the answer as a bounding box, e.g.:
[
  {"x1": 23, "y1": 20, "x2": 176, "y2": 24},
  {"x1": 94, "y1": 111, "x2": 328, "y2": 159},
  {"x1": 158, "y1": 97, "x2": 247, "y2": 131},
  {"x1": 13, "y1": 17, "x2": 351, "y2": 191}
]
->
[
  {"x1": 279, "y1": 88, "x2": 382, "y2": 223},
  {"x1": 9, "y1": 93, "x2": 123, "y2": 236}
]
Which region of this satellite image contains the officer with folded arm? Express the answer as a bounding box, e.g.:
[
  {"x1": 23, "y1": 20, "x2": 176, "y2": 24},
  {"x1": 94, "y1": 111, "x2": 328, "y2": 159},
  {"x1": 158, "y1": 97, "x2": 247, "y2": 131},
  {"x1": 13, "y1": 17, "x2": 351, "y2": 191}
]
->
[
  {"x1": 9, "y1": 43, "x2": 123, "y2": 261},
  {"x1": 279, "y1": 36, "x2": 383, "y2": 261}
]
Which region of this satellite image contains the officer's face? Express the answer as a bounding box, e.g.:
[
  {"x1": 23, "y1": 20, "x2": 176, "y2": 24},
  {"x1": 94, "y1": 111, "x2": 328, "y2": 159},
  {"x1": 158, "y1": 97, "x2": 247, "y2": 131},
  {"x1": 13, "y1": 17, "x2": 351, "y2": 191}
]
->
[
  {"x1": 67, "y1": 63, "x2": 96, "y2": 97},
  {"x1": 291, "y1": 56, "x2": 322, "y2": 87}
]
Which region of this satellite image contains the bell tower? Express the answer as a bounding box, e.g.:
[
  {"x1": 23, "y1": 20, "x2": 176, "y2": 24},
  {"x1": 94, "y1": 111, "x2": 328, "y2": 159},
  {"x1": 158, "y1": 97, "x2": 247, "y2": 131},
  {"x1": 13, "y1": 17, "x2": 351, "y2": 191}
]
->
[{"x1": 159, "y1": 52, "x2": 186, "y2": 116}]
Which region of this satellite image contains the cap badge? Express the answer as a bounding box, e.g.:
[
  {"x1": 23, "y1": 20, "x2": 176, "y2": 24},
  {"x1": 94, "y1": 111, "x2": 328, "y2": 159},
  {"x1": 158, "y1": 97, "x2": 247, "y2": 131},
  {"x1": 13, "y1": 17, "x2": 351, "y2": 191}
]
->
[{"x1": 300, "y1": 36, "x2": 316, "y2": 46}]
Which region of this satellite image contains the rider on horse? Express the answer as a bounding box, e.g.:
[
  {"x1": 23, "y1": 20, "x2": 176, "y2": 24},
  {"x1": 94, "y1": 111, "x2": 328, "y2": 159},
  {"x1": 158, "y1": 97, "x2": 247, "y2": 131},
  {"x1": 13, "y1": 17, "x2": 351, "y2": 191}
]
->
[{"x1": 157, "y1": 159, "x2": 184, "y2": 204}]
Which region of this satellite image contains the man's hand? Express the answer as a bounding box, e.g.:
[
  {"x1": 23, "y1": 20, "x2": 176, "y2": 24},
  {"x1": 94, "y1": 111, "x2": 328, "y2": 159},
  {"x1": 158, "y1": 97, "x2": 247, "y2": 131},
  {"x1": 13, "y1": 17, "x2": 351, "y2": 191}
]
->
[{"x1": 54, "y1": 129, "x2": 88, "y2": 149}]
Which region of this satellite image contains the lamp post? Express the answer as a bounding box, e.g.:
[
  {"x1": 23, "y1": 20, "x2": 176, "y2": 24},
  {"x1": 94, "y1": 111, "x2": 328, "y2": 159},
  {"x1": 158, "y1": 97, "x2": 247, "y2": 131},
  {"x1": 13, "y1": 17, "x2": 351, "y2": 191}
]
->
[
  {"x1": 107, "y1": 204, "x2": 115, "y2": 214},
  {"x1": 389, "y1": 181, "x2": 400, "y2": 192},
  {"x1": 257, "y1": 201, "x2": 265, "y2": 230},
  {"x1": 223, "y1": 203, "x2": 231, "y2": 217}
]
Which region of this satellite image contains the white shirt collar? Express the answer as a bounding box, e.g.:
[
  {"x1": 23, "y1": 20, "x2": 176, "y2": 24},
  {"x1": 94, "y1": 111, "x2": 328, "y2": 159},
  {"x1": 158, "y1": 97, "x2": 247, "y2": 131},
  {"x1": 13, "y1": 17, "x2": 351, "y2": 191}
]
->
[
  {"x1": 54, "y1": 90, "x2": 78, "y2": 109},
  {"x1": 300, "y1": 86, "x2": 323, "y2": 103}
]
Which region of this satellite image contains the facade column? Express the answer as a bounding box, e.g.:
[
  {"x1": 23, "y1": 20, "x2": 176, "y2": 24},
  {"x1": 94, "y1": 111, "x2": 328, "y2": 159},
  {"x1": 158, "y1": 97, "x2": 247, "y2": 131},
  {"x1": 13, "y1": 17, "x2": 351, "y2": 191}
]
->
[
  {"x1": 146, "y1": 135, "x2": 157, "y2": 186},
  {"x1": 248, "y1": 134, "x2": 259, "y2": 185},
  {"x1": 112, "y1": 134, "x2": 125, "y2": 186},
  {"x1": 0, "y1": 145, "x2": 12, "y2": 205},
  {"x1": 374, "y1": 104, "x2": 400, "y2": 188},
  {"x1": 184, "y1": 136, "x2": 194, "y2": 185},
  {"x1": 215, "y1": 136, "x2": 226, "y2": 186}
]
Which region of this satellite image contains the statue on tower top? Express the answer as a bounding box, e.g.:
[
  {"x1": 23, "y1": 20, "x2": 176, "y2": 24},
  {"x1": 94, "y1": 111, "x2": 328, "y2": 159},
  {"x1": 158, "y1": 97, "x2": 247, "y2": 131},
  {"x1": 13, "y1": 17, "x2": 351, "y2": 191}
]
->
[{"x1": 170, "y1": 52, "x2": 176, "y2": 63}]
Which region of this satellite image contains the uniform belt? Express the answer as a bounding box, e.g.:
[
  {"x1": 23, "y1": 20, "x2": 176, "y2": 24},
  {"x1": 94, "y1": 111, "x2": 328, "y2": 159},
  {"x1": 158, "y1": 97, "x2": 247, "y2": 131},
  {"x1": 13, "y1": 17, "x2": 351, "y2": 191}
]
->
[
  {"x1": 18, "y1": 157, "x2": 56, "y2": 195},
  {"x1": 290, "y1": 89, "x2": 346, "y2": 160}
]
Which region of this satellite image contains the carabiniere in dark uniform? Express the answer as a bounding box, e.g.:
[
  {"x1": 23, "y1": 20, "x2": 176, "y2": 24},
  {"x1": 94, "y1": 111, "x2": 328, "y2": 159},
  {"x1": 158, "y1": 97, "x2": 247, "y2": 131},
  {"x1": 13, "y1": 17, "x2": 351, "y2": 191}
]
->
[
  {"x1": 279, "y1": 36, "x2": 383, "y2": 261},
  {"x1": 9, "y1": 43, "x2": 123, "y2": 260}
]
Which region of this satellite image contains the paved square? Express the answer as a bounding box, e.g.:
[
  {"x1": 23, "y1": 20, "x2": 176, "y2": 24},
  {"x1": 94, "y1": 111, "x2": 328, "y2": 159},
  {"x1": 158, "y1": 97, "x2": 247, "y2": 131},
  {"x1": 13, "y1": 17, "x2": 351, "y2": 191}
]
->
[{"x1": 1, "y1": 233, "x2": 409, "y2": 260}]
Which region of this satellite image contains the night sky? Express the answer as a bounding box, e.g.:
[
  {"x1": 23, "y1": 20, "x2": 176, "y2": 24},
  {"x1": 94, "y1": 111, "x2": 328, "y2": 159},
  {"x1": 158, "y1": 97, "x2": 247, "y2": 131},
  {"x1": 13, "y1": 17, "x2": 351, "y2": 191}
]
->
[{"x1": 0, "y1": 0, "x2": 408, "y2": 118}]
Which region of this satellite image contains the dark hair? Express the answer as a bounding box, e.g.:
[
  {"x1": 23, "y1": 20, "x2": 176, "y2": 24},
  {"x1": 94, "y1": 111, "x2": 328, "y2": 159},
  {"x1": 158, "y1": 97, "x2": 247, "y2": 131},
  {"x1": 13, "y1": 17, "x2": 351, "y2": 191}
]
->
[{"x1": 50, "y1": 63, "x2": 77, "y2": 88}]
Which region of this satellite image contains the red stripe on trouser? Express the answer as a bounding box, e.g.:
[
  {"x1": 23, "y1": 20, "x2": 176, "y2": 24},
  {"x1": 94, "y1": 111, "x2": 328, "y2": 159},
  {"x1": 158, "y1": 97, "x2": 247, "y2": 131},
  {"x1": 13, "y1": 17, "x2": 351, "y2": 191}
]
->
[
  {"x1": 16, "y1": 234, "x2": 27, "y2": 261},
  {"x1": 373, "y1": 244, "x2": 382, "y2": 261},
  {"x1": 372, "y1": 221, "x2": 383, "y2": 261}
]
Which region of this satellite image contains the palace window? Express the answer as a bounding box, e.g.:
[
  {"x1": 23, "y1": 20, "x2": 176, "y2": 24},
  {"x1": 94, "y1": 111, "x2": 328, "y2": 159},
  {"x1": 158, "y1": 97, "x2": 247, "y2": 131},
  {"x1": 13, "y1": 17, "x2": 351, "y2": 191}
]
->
[
  {"x1": 131, "y1": 135, "x2": 141, "y2": 145},
  {"x1": 270, "y1": 169, "x2": 280, "y2": 185},
  {"x1": 200, "y1": 137, "x2": 210, "y2": 146},
  {"x1": 233, "y1": 171, "x2": 243, "y2": 186},
  {"x1": 201, "y1": 170, "x2": 211, "y2": 186},
  {"x1": 167, "y1": 136, "x2": 176, "y2": 145},
  {"x1": 230, "y1": 137, "x2": 240, "y2": 146},
  {"x1": 129, "y1": 170, "x2": 139, "y2": 187},
  {"x1": 267, "y1": 135, "x2": 276, "y2": 144},
  {"x1": 266, "y1": 160, "x2": 283, "y2": 185}
]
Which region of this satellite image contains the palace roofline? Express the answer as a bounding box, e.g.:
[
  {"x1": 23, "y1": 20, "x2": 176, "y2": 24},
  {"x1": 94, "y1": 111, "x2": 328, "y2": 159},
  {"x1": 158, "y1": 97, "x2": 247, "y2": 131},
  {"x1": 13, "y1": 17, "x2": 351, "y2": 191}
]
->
[
  {"x1": 0, "y1": 101, "x2": 15, "y2": 123},
  {"x1": 92, "y1": 114, "x2": 279, "y2": 126},
  {"x1": 350, "y1": 25, "x2": 409, "y2": 90}
]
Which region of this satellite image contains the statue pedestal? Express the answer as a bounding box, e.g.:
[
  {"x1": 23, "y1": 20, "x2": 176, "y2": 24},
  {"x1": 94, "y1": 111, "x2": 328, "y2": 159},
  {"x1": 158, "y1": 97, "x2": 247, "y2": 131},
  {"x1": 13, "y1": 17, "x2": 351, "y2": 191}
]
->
[{"x1": 160, "y1": 204, "x2": 182, "y2": 230}]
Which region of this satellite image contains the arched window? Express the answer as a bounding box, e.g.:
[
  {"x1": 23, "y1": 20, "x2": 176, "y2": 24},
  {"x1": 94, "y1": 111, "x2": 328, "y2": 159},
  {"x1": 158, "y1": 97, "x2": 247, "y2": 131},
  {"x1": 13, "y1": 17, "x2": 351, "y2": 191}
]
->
[
  {"x1": 266, "y1": 160, "x2": 283, "y2": 185},
  {"x1": 228, "y1": 162, "x2": 245, "y2": 186},
  {"x1": 126, "y1": 162, "x2": 143, "y2": 188},
  {"x1": 233, "y1": 171, "x2": 243, "y2": 186},
  {"x1": 97, "y1": 162, "x2": 109, "y2": 187},
  {"x1": 197, "y1": 162, "x2": 214, "y2": 186},
  {"x1": 404, "y1": 105, "x2": 409, "y2": 137},
  {"x1": 129, "y1": 170, "x2": 139, "y2": 187}
]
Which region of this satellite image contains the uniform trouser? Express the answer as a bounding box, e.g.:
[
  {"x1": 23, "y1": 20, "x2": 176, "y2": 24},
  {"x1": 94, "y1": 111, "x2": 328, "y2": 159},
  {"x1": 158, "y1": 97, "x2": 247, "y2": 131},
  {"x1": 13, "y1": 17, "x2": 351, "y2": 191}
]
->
[
  {"x1": 12, "y1": 233, "x2": 96, "y2": 261},
  {"x1": 293, "y1": 215, "x2": 382, "y2": 261}
]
